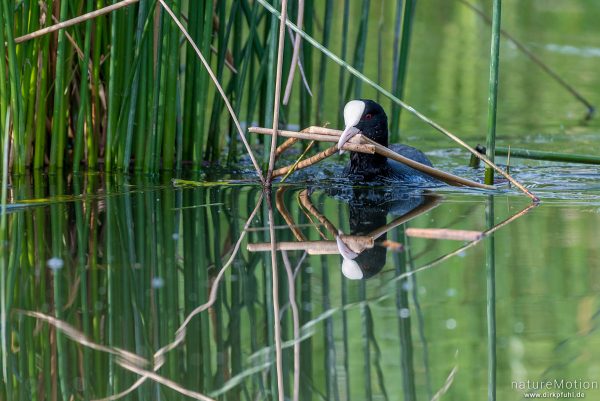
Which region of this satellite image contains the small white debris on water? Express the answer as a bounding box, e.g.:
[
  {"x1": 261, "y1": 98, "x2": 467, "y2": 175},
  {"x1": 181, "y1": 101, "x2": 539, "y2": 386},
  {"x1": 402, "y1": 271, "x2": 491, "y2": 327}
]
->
[
  {"x1": 152, "y1": 277, "x2": 165, "y2": 288},
  {"x1": 446, "y1": 318, "x2": 457, "y2": 330},
  {"x1": 47, "y1": 257, "x2": 64, "y2": 271},
  {"x1": 399, "y1": 308, "x2": 410, "y2": 318}
]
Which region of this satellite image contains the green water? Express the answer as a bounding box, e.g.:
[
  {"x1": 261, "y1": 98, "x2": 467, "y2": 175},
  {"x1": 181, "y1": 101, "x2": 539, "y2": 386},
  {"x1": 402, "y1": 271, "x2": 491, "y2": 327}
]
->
[{"x1": 2, "y1": 0, "x2": 600, "y2": 400}]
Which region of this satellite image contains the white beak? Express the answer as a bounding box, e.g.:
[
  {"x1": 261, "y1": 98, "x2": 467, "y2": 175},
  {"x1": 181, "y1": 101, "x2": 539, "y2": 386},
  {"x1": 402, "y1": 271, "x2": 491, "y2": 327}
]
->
[
  {"x1": 337, "y1": 126, "x2": 360, "y2": 155},
  {"x1": 339, "y1": 100, "x2": 366, "y2": 155}
]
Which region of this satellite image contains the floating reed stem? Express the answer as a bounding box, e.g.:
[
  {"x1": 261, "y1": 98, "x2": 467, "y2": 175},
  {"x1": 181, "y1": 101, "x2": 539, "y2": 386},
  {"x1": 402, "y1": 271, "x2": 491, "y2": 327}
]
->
[
  {"x1": 255, "y1": 0, "x2": 538, "y2": 202},
  {"x1": 485, "y1": 0, "x2": 502, "y2": 185},
  {"x1": 495, "y1": 147, "x2": 600, "y2": 164}
]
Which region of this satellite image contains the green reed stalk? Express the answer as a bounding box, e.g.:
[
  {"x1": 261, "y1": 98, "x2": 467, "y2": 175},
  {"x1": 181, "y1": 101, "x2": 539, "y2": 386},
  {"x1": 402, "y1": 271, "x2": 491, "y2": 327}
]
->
[
  {"x1": 1, "y1": 0, "x2": 25, "y2": 173},
  {"x1": 226, "y1": 0, "x2": 246, "y2": 164},
  {"x1": 145, "y1": 7, "x2": 165, "y2": 173},
  {"x1": 105, "y1": 1, "x2": 126, "y2": 171},
  {"x1": 345, "y1": 0, "x2": 370, "y2": 99},
  {"x1": 207, "y1": 0, "x2": 234, "y2": 163},
  {"x1": 484, "y1": 0, "x2": 502, "y2": 185},
  {"x1": 316, "y1": 0, "x2": 334, "y2": 124},
  {"x1": 337, "y1": 0, "x2": 350, "y2": 128},
  {"x1": 390, "y1": 0, "x2": 417, "y2": 140},
  {"x1": 263, "y1": 0, "x2": 280, "y2": 166},
  {"x1": 33, "y1": 25, "x2": 50, "y2": 169},
  {"x1": 22, "y1": 5, "x2": 40, "y2": 167},
  {"x1": 0, "y1": 109, "x2": 10, "y2": 387},
  {"x1": 74, "y1": 0, "x2": 95, "y2": 172},
  {"x1": 299, "y1": 0, "x2": 313, "y2": 128},
  {"x1": 49, "y1": 0, "x2": 70, "y2": 171},
  {"x1": 192, "y1": 0, "x2": 213, "y2": 169},
  {"x1": 182, "y1": 0, "x2": 200, "y2": 162},
  {"x1": 161, "y1": 0, "x2": 180, "y2": 170},
  {"x1": 122, "y1": 1, "x2": 147, "y2": 171},
  {"x1": 0, "y1": 20, "x2": 7, "y2": 151}
]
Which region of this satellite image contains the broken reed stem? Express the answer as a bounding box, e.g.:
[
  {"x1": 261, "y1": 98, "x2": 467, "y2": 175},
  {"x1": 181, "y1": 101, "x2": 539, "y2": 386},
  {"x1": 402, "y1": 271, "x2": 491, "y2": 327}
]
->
[
  {"x1": 280, "y1": 140, "x2": 315, "y2": 182},
  {"x1": 248, "y1": 127, "x2": 376, "y2": 153},
  {"x1": 158, "y1": 0, "x2": 265, "y2": 184},
  {"x1": 255, "y1": 0, "x2": 539, "y2": 202},
  {"x1": 15, "y1": 0, "x2": 140, "y2": 43},
  {"x1": 276, "y1": 137, "x2": 299, "y2": 157},
  {"x1": 275, "y1": 142, "x2": 332, "y2": 178},
  {"x1": 459, "y1": 0, "x2": 595, "y2": 118},
  {"x1": 266, "y1": 0, "x2": 290, "y2": 187},
  {"x1": 282, "y1": 0, "x2": 305, "y2": 105}
]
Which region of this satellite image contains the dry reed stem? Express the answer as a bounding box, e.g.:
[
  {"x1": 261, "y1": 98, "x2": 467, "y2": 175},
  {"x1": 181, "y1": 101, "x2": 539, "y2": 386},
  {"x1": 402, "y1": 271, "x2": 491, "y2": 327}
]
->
[
  {"x1": 273, "y1": 144, "x2": 338, "y2": 177},
  {"x1": 15, "y1": 0, "x2": 140, "y2": 43},
  {"x1": 286, "y1": 27, "x2": 313, "y2": 98},
  {"x1": 275, "y1": 137, "x2": 299, "y2": 157},
  {"x1": 282, "y1": 0, "x2": 305, "y2": 105},
  {"x1": 158, "y1": 0, "x2": 265, "y2": 184},
  {"x1": 267, "y1": 0, "x2": 290, "y2": 187},
  {"x1": 248, "y1": 127, "x2": 376, "y2": 153},
  {"x1": 405, "y1": 228, "x2": 483, "y2": 241}
]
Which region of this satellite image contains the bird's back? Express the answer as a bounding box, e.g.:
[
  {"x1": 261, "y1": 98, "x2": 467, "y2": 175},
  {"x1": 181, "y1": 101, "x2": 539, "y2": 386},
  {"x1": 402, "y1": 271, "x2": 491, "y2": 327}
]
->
[{"x1": 386, "y1": 144, "x2": 435, "y2": 182}]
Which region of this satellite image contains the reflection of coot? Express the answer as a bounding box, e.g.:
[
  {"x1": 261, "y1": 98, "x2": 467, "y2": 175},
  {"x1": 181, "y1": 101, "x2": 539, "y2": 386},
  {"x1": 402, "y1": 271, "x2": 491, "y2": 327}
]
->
[{"x1": 340, "y1": 188, "x2": 429, "y2": 280}]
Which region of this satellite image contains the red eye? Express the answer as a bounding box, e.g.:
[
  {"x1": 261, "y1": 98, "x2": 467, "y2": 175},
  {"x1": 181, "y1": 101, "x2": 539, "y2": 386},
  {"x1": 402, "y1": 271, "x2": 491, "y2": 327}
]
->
[{"x1": 364, "y1": 113, "x2": 373, "y2": 120}]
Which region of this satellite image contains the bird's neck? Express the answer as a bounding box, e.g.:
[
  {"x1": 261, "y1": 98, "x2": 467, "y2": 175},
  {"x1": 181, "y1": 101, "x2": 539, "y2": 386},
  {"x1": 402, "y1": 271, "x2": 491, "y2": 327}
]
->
[{"x1": 348, "y1": 125, "x2": 389, "y2": 177}]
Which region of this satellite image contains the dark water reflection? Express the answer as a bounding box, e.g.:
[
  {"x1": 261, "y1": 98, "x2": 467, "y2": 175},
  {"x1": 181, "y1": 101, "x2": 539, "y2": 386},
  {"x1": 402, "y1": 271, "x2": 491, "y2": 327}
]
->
[{"x1": 1, "y1": 173, "x2": 599, "y2": 400}]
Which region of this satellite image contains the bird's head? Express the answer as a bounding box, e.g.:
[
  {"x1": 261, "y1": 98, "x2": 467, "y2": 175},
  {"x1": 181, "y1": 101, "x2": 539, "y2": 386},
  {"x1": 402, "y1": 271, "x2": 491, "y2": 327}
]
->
[{"x1": 338, "y1": 99, "x2": 388, "y2": 153}]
